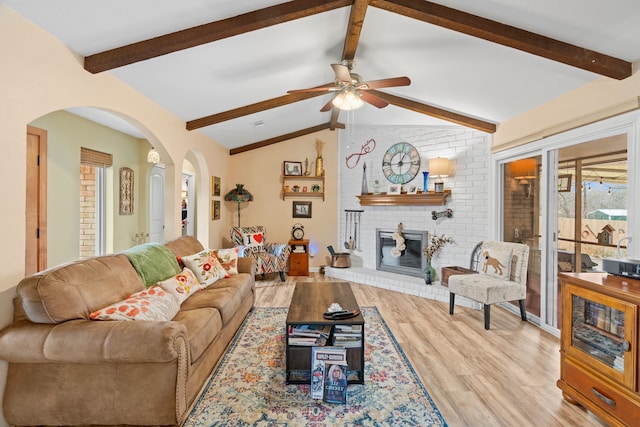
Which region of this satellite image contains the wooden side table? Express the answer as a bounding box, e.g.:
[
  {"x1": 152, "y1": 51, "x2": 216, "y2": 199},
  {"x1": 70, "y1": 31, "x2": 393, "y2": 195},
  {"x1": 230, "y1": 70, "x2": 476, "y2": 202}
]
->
[{"x1": 288, "y1": 239, "x2": 309, "y2": 276}]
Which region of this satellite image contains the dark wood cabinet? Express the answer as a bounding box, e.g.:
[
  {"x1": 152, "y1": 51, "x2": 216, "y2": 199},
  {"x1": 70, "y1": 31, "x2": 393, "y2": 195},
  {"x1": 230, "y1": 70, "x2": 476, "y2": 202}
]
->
[
  {"x1": 288, "y1": 239, "x2": 309, "y2": 276},
  {"x1": 557, "y1": 272, "x2": 640, "y2": 427}
]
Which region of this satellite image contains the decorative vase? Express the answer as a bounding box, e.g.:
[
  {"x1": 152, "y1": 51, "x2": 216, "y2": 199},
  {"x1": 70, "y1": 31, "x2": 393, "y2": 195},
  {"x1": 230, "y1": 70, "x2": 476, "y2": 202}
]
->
[
  {"x1": 422, "y1": 171, "x2": 429, "y2": 193},
  {"x1": 315, "y1": 139, "x2": 325, "y2": 177},
  {"x1": 423, "y1": 259, "x2": 436, "y2": 285}
]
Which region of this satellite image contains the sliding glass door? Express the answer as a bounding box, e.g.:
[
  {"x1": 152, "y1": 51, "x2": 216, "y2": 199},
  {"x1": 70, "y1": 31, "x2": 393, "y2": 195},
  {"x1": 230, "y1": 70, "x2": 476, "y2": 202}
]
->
[{"x1": 493, "y1": 110, "x2": 639, "y2": 334}]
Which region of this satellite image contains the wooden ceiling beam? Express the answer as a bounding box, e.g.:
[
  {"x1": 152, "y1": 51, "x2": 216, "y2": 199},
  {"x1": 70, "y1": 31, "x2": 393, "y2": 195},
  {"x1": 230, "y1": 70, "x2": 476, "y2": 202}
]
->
[
  {"x1": 84, "y1": 0, "x2": 353, "y2": 73},
  {"x1": 370, "y1": 0, "x2": 631, "y2": 80},
  {"x1": 186, "y1": 89, "x2": 331, "y2": 130},
  {"x1": 342, "y1": 0, "x2": 369, "y2": 61},
  {"x1": 369, "y1": 89, "x2": 496, "y2": 133},
  {"x1": 230, "y1": 123, "x2": 344, "y2": 155}
]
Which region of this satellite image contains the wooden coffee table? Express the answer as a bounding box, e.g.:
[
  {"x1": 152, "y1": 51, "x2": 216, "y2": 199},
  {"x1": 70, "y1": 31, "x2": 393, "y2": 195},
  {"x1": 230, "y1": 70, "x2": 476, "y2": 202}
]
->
[{"x1": 285, "y1": 281, "x2": 365, "y2": 384}]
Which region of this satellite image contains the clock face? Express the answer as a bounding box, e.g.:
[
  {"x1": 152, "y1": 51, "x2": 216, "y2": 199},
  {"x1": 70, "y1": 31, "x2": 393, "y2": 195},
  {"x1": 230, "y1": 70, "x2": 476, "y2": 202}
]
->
[
  {"x1": 382, "y1": 142, "x2": 421, "y2": 184},
  {"x1": 292, "y1": 225, "x2": 304, "y2": 240}
]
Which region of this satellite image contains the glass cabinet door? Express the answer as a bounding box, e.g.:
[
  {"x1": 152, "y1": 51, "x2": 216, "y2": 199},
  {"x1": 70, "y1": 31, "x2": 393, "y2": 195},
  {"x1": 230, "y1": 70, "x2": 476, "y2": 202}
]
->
[{"x1": 564, "y1": 283, "x2": 637, "y2": 388}]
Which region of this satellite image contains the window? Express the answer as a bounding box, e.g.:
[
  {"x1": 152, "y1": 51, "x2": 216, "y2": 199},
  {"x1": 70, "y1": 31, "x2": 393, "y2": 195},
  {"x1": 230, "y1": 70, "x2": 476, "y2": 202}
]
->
[{"x1": 80, "y1": 147, "x2": 112, "y2": 257}]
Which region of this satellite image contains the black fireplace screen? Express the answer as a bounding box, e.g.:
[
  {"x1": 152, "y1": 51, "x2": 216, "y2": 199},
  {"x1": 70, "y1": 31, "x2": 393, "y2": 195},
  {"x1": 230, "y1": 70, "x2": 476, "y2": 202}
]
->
[{"x1": 376, "y1": 228, "x2": 427, "y2": 278}]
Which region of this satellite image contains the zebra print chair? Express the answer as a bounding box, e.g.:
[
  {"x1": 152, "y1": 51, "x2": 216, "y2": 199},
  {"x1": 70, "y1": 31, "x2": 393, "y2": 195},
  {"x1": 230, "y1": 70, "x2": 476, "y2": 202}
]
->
[{"x1": 230, "y1": 226, "x2": 290, "y2": 281}]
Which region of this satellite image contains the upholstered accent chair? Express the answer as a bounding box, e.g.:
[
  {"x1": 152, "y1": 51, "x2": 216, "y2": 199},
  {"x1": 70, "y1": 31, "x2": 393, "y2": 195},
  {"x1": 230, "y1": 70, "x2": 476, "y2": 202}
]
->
[
  {"x1": 230, "y1": 226, "x2": 291, "y2": 281},
  {"x1": 448, "y1": 241, "x2": 530, "y2": 330}
]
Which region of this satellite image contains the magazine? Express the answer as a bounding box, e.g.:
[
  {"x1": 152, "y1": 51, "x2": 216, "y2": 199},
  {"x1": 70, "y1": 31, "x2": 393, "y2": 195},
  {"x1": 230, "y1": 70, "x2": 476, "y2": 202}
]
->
[
  {"x1": 323, "y1": 361, "x2": 348, "y2": 404},
  {"x1": 310, "y1": 346, "x2": 346, "y2": 399}
]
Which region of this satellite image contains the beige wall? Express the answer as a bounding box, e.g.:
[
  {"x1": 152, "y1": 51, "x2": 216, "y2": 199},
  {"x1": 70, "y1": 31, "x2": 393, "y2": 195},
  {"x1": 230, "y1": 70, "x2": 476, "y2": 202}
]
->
[
  {"x1": 493, "y1": 65, "x2": 640, "y2": 150},
  {"x1": 0, "y1": 7, "x2": 232, "y2": 424},
  {"x1": 228, "y1": 129, "x2": 339, "y2": 268}
]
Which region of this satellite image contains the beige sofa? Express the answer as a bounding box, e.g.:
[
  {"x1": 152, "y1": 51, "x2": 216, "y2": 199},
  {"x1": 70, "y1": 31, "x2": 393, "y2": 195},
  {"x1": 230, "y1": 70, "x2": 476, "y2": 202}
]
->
[{"x1": 0, "y1": 236, "x2": 256, "y2": 426}]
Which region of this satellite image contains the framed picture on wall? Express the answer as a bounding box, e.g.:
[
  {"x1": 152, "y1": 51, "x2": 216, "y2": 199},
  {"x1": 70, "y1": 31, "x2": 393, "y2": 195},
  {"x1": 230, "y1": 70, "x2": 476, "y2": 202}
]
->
[
  {"x1": 292, "y1": 201, "x2": 312, "y2": 218},
  {"x1": 212, "y1": 200, "x2": 220, "y2": 220},
  {"x1": 212, "y1": 176, "x2": 221, "y2": 197},
  {"x1": 119, "y1": 167, "x2": 134, "y2": 215}
]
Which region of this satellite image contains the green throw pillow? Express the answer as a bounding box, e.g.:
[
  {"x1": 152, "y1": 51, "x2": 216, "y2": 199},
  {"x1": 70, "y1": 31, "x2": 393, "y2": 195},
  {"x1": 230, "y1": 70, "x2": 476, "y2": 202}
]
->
[{"x1": 123, "y1": 243, "x2": 182, "y2": 287}]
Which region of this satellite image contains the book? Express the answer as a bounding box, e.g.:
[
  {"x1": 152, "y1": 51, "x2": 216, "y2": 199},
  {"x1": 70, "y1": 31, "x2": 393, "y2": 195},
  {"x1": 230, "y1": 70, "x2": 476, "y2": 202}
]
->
[
  {"x1": 310, "y1": 346, "x2": 346, "y2": 399},
  {"x1": 323, "y1": 361, "x2": 348, "y2": 404}
]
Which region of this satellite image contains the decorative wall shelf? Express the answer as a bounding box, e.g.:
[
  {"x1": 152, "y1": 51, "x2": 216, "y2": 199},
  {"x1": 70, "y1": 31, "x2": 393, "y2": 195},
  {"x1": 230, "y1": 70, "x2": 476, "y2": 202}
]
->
[
  {"x1": 357, "y1": 190, "x2": 450, "y2": 206},
  {"x1": 282, "y1": 175, "x2": 325, "y2": 201}
]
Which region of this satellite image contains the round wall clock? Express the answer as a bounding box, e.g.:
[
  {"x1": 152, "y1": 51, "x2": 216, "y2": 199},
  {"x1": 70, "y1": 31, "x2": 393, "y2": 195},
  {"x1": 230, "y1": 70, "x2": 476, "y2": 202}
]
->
[{"x1": 382, "y1": 142, "x2": 421, "y2": 184}]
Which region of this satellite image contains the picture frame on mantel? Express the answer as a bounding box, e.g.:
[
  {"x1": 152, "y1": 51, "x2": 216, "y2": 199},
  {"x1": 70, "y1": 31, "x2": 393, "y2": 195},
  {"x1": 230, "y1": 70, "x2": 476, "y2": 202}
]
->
[{"x1": 387, "y1": 184, "x2": 401, "y2": 195}]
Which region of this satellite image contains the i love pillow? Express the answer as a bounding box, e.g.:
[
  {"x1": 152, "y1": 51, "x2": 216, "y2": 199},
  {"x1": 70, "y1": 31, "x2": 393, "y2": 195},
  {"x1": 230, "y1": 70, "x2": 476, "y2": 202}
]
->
[{"x1": 243, "y1": 232, "x2": 264, "y2": 247}]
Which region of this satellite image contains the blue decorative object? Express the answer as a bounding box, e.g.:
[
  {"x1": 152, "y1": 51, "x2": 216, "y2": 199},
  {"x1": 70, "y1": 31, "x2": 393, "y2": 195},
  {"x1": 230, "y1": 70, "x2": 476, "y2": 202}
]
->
[{"x1": 422, "y1": 171, "x2": 429, "y2": 193}]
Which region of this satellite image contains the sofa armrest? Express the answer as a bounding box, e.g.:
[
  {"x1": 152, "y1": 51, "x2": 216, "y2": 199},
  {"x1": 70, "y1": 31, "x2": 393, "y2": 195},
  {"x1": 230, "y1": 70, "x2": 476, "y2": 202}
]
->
[
  {"x1": 237, "y1": 257, "x2": 256, "y2": 278},
  {"x1": 0, "y1": 318, "x2": 189, "y2": 364}
]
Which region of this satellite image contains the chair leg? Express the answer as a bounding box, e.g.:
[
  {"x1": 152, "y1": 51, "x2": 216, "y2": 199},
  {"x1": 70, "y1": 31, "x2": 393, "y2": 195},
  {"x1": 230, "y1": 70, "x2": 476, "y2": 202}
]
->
[
  {"x1": 484, "y1": 304, "x2": 491, "y2": 330},
  {"x1": 449, "y1": 293, "x2": 455, "y2": 315},
  {"x1": 279, "y1": 271, "x2": 285, "y2": 282},
  {"x1": 519, "y1": 299, "x2": 527, "y2": 321}
]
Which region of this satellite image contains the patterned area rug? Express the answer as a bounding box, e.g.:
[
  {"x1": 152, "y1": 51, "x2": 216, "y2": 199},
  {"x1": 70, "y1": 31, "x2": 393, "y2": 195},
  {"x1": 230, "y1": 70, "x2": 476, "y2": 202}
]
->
[{"x1": 184, "y1": 306, "x2": 447, "y2": 426}]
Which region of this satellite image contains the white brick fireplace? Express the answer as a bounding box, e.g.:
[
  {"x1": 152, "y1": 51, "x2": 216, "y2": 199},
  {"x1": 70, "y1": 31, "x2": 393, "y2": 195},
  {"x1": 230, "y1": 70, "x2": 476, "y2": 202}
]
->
[{"x1": 325, "y1": 124, "x2": 489, "y2": 308}]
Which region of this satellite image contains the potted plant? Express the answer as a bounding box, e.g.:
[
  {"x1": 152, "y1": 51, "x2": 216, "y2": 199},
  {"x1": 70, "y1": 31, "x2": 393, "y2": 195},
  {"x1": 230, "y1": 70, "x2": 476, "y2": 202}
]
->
[{"x1": 423, "y1": 233, "x2": 455, "y2": 284}]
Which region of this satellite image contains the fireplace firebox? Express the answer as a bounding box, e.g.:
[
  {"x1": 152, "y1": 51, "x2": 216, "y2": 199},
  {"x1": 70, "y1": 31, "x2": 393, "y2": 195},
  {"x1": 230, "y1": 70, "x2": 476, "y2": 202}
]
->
[{"x1": 376, "y1": 228, "x2": 427, "y2": 278}]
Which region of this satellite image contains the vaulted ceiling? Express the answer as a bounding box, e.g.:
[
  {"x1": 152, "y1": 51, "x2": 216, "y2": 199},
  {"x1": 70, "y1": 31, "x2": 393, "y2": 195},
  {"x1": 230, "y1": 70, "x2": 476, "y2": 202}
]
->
[{"x1": 6, "y1": 0, "x2": 640, "y2": 153}]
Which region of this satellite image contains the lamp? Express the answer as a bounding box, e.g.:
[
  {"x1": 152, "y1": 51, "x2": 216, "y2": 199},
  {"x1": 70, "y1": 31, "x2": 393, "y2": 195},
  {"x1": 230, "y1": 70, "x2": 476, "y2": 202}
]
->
[
  {"x1": 429, "y1": 157, "x2": 451, "y2": 193},
  {"x1": 147, "y1": 147, "x2": 160, "y2": 164},
  {"x1": 224, "y1": 184, "x2": 253, "y2": 227},
  {"x1": 509, "y1": 158, "x2": 537, "y2": 197},
  {"x1": 332, "y1": 87, "x2": 364, "y2": 110}
]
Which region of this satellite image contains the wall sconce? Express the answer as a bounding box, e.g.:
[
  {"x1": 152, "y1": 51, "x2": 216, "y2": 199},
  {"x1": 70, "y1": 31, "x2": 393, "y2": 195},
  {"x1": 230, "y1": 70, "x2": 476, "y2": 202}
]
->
[
  {"x1": 428, "y1": 157, "x2": 451, "y2": 193},
  {"x1": 509, "y1": 158, "x2": 537, "y2": 197},
  {"x1": 147, "y1": 147, "x2": 160, "y2": 164}
]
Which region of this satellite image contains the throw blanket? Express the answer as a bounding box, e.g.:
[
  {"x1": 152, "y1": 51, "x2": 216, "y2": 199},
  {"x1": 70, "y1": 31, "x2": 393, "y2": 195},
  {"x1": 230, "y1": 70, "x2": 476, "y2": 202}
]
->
[{"x1": 123, "y1": 243, "x2": 181, "y2": 286}]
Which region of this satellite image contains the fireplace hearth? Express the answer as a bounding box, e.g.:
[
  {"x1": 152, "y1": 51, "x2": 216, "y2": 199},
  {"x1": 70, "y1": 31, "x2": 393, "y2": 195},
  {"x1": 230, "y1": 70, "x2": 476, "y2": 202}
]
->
[{"x1": 376, "y1": 228, "x2": 427, "y2": 278}]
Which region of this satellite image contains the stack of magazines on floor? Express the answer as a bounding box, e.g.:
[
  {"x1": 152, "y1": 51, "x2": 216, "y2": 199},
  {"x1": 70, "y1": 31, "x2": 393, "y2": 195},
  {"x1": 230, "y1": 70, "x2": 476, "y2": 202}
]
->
[
  {"x1": 288, "y1": 324, "x2": 332, "y2": 346},
  {"x1": 331, "y1": 324, "x2": 362, "y2": 348}
]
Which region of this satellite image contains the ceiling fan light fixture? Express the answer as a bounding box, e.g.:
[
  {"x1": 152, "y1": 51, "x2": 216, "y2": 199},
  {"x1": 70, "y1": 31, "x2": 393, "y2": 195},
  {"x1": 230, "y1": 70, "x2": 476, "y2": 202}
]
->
[{"x1": 332, "y1": 88, "x2": 363, "y2": 110}]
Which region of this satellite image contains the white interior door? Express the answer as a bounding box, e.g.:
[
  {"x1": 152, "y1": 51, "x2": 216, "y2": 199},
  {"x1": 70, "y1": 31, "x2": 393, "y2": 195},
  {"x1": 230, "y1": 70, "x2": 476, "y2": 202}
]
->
[{"x1": 149, "y1": 165, "x2": 165, "y2": 243}]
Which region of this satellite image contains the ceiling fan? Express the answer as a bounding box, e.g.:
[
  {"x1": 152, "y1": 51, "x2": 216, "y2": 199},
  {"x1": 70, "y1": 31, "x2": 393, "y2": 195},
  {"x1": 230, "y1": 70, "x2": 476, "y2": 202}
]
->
[{"x1": 287, "y1": 61, "x2": 411, "y2": 111}]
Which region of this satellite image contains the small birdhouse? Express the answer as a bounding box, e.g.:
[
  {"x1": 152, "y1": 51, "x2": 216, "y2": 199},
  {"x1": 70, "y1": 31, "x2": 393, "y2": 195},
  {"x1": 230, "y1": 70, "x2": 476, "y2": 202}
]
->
[{"x1": 597, "y1": 224, "x2": 615, "y2": 245}]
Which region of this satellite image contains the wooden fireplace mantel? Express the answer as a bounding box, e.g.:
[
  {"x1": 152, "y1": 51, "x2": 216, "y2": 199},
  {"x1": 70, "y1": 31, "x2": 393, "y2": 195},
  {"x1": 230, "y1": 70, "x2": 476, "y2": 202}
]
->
[{"x1": 356, "y1": 190, "x2": 451, "y2": 206}]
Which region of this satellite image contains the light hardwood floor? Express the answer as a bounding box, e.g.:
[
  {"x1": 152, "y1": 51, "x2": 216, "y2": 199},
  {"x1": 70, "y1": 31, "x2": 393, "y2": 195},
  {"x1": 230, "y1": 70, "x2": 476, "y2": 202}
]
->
[{"x1": 253, "y1": 273, "x2": 606, "y2": 427}]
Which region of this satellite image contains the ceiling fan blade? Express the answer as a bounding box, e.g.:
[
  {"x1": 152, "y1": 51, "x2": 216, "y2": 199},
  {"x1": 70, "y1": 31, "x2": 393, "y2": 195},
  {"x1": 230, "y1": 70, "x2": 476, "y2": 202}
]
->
[
  {"x1": 331, "y1": 63, "x2": 352, "y2": 84},
  {"x1": 357, "y1": 76, "x2": 411, "y2": 90},
  {"x1": 287, "y1": 82, "x2": 338, "y2": 94},
  {"x1": 359, "y1": 91, "x2": 389, "y2": 108},
  {"x1": 320, "y1": 97, "x2": 336, "y2": 112}
]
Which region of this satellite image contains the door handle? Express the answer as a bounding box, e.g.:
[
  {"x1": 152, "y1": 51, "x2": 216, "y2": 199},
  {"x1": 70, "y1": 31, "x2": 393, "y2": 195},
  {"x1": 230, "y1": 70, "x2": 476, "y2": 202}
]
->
[{"x1": 591, "y1": 387, "x2": 616, "y2": 407}]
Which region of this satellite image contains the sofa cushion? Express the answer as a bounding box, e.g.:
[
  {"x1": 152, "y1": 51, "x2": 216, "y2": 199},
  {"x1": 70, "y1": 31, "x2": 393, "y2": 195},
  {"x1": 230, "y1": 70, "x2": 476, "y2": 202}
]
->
[
  {"x1": 172, "y1": 308, "x2": 222, "y2": 363},
  {"x1": 181, "y1": 250, "x2": 228, "y2": 286},
  {"x1": 157, "y1": 267, "x2": 202, "y2": 304},
  {"x1": 122, "y1": 243, "x2": 181, "y2": 287},
  {"x1": 213, "y1": 247, "x2": 240, "y2": 276},
  {"x1": 180, "y1": 273, "x2": 253, "y2": 324},
  {"x1": 17, "y1": 254, "x2": 145, "y2": 324},
  {"x1": 89, "y1": 285, "x2": 180, "y2": 321}
]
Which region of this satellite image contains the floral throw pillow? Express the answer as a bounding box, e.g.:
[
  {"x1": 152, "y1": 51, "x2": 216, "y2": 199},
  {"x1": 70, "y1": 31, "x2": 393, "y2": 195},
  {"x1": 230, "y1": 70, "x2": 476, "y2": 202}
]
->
[
  {"x1": 242, "y1": 232, "x2": 264, "y2": 248},
  {"x1": 214, "y1": 247, "x2": 239, "y2": 276},
  {"x1": 90, "y1": 285, "x2": 180, "y2": 321},
  {"x1": 157, "y1": 267, "x2": 202, "y2": 304},
  {"x1": 181, "y1": 249, "x2": 228, "y2": 286},
  {"x1": 480, "y1": 246, "x2": 512, "y2": 280}
]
